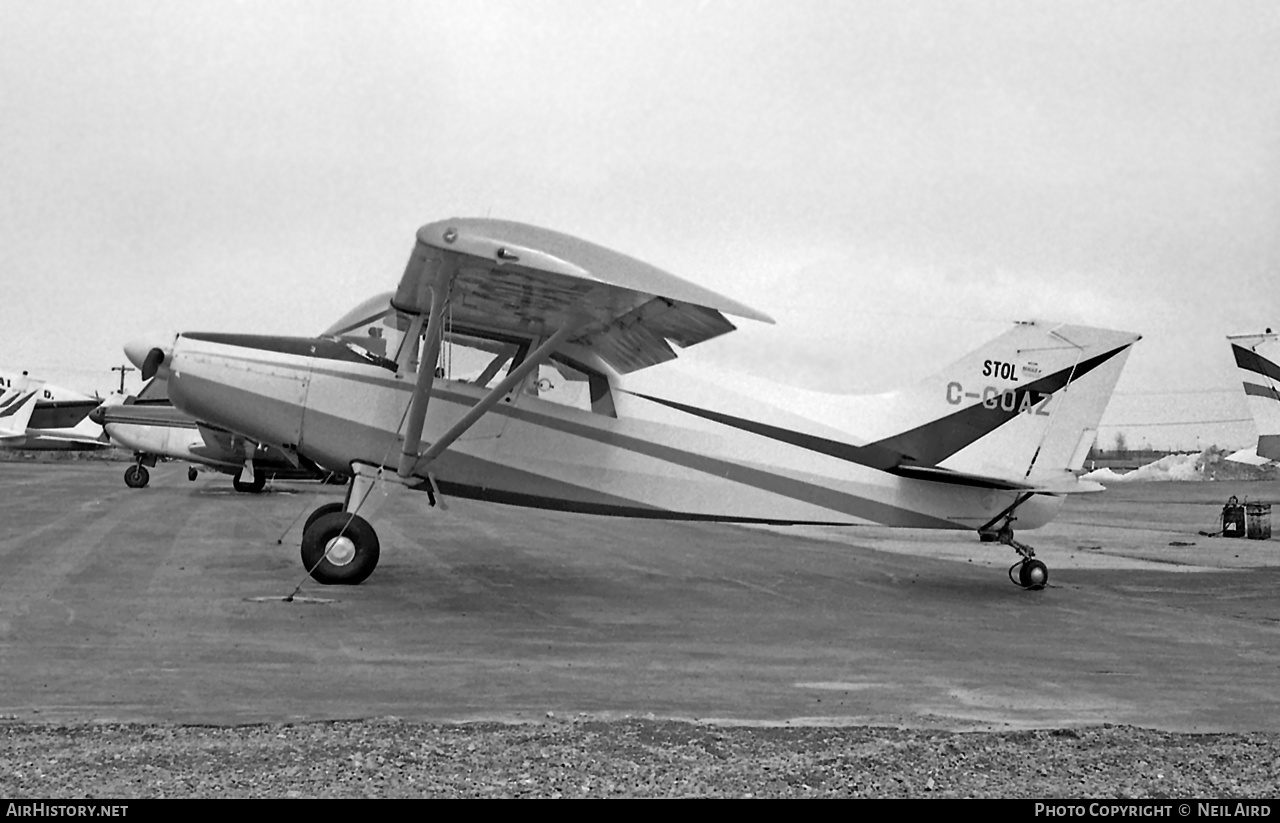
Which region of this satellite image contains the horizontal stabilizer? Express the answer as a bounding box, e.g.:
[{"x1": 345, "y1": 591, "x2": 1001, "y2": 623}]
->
[
  {"x1": 1225, "y1": 447, "x2": 1271, "y2": 467},
  {"x1": 891, "y1": 463, "x2": 1105, "y2": 494}
]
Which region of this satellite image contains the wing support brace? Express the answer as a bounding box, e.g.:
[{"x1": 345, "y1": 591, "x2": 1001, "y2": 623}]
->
[
  {"x1": 397, "y1": 288, "x2": 449, "y2": 478},
  {"x1": 390, "y1": 245, "x2": 588, "y2": 480},
  {"x1": 412, "y1": 317, "x2": 586, "y2": 472}
]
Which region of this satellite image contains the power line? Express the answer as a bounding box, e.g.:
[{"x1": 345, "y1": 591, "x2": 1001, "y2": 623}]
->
[
  {"x1": 1101, "y1": 420, "x2": 1252, "y2": 427},
  {"x1": 1114, "y1": 388, "x2": 1241, "y2": 396}
]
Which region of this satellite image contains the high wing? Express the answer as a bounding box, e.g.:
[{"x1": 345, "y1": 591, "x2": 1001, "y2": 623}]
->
[
  {"x1": 393, "y1": 218, "x2": 773, "y2": 375},
  {"x1": 379, "y1": 218, "x2": 772, "y2": 481}
]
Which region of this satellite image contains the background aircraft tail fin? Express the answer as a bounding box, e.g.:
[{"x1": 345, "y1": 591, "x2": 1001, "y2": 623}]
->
[
  {"x1": 0, "y1": 389, "x2": 39, "y2": 439},
  {"x1": 1227, "y1": 330, "x2": 1280, "y2": 462}
]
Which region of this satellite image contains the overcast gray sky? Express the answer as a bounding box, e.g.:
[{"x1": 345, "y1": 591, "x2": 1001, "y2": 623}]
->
[{"x1": 3, "y1": 0, "x2": 1277, "y2": 449}]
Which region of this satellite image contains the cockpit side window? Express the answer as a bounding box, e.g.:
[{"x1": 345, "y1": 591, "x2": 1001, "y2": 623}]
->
[{"x1": 434, "y1": 325, "x2": 615, "y2": 417}]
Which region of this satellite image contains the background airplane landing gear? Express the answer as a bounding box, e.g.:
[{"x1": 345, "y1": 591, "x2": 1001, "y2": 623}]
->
[
  {"x1": 188, "y1": 467, "x2": 198, "y2": 482},
  {"x1": 124, "y1": 464, "x2": 149, "y2": 489},
  {"x1": 232, "y1": 467, "x2": 266, "y2": 493},
  {"x1": 300, "y1": 511, "x2": 380, "y2": 585}
]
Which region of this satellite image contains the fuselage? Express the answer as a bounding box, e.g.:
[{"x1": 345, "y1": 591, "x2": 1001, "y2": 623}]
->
[{"x1": 157, "y1": 332, "x2": 1061, "y2": 530}]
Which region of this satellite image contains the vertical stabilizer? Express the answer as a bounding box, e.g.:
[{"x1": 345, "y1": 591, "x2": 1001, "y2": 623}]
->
[
  {"x1": 0, "y1": 389, "x2": 39, "y2": 439},
  {"x1": 1228, "y1": 330, "x2": 1280, "y2": 463},
  {"x1": 857, "y1": 320, "x2": 1141, "y2": 485}
]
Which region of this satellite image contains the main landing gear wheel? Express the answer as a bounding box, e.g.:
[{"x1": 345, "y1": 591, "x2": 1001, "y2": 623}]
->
[
  {"x1": 232, "y1": 468, "x2": 266, "y2": 493},
  {"x1": 124, "y1": 464, "x2": 149, "y2": 489},
  {"x1": 301, "y1": 511, "x2": 380, "y2": 585},
  {"x1": 1010, "y1": 558, "x2": 1049, "y2": 590},
  {"x1": 303, "y1": 502, "x2": 346, "y2": 535},
  {"x1": 188, "y1": 467, "x2": 198, "y2": 482}
]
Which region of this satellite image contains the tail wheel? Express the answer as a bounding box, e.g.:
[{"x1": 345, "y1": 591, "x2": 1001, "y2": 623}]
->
[
  {"x1": 300, "y1": 511, "x2": 380, "y2": 585},
  {"x1": 188, "y1": 467, "x2": 198, "y2": 482},
  {"x1": 1018, "y1": 559, "x2": 1049, "y2": 590},
  {"x1": 232, "y1": 468, "x2": 266, "y2": 493},
  {"x1": 124, "y1": 465, "x2": 149, "y2": 489}
]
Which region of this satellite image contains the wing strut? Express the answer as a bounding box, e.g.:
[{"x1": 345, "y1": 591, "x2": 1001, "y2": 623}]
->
[
  {"x1": 413, "y1": 317, "x2": 586, "y2": 471},
  {"x1": 397, "y1": 285, "x2": 450, "y2": 478}
]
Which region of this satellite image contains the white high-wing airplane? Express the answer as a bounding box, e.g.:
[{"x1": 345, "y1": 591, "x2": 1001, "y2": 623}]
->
[
  {"x1": 1225, "y1": 329, "x2": 1279, "y2": 466},
  {"x1": 89, "y1": 378, "x2": 346, "y2": 490},
  {"x1": 0, "y1": 369, "x2": 109, "y2": 450},
  {"x1": 126, "y1": 218, "x2": 1141, "y2": 590}
]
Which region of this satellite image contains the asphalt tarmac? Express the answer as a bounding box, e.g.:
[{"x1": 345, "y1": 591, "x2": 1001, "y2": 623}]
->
[{"x1": 2, "y1": 463, "x2": 1277, "y2": 732}]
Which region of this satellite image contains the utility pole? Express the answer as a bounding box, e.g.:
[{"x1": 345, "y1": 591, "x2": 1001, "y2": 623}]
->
[{"x1": 111, "y1": 364, "x2": 135, "y2": 394}]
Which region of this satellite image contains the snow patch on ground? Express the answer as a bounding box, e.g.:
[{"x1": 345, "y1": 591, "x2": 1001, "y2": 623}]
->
[{"x1": 1082, "y1": 451, "x2": 1211, "y2": 483}]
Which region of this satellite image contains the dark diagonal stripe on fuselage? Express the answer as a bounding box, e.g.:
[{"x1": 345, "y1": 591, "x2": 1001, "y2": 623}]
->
[
  {"x1": 874, "y1": 344, "x2": 1130, "y2": 466},
  {"x1": 621, "y1": 392, "x2": 906, "y2": 472},
  {"x1": 627, "y1": 343, "x2": 1131, "y2": 473}
]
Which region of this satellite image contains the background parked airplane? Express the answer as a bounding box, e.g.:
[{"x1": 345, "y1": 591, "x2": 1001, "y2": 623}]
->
[
  {"x1": 93, "y1": 295, "x2": 397, "y2": 489},
  {"x1": 0, "y1": 369, "x2": 108, "y2": 450},
  {"x1": 90, "y1": 378, "x2": 345, "y2": 490},
  {"x1": 1225, "y1": 329, "x2": 1279, "y2": 466},
  {"x1": 92, "y1": 290, "x2": 398, "y2": 490},
  {"x1": 127, "y1": 219, "x2": 1140, "y2": 591}
]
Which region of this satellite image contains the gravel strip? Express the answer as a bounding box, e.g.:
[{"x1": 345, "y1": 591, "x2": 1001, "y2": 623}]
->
[{"x1": 2, "y1": 720, "x2": 1278, "y2": 798}]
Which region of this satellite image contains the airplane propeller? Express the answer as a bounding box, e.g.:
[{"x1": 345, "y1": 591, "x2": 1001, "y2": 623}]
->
[
  {"x1": 125, "y1": 340, "x2": 170, "y2": 381},
  {"x1": 140, "y1": 348, "x2": 165, "y2": 381}
]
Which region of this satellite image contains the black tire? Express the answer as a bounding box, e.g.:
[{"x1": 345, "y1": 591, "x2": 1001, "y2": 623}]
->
[
  {"x1": 300, "y1": 511, "x2": 380, "y2": 585},
  {"x1": 232, "y1": 467, "x2": 266, "y2": 493},
  {"x1": 1019, "y1": 559, "x2": 1049, "y2": 590},
  {"x1": 303, "y1": 502, "x2": 347, "y2": 535},
  {"x1": 124, "y1": 465, "x2": 149, "y2": 489},
  {"x1": 188, "y1": 467, "x2": 198, "y2": 482}
]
